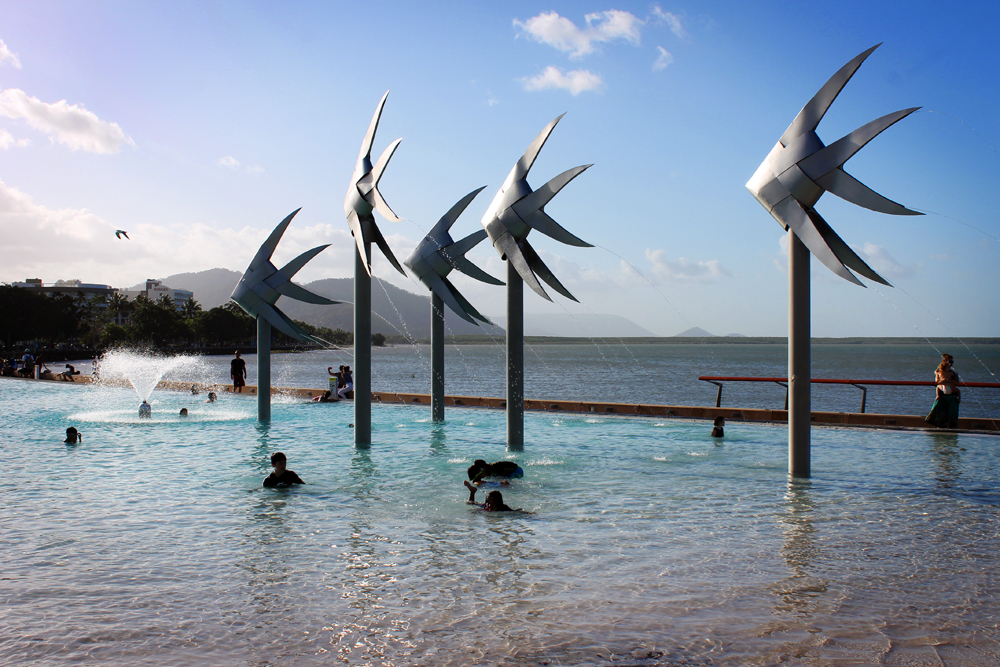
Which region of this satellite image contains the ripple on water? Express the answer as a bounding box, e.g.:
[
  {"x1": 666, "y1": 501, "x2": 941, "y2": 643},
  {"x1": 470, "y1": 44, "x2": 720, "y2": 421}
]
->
[{"x1": 2, "y1": 378, "x2": 1000, "y2": 666}]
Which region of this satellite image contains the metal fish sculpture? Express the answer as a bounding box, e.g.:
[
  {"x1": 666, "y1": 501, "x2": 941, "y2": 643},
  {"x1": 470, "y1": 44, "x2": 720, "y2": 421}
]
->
[
  {"x1": 231, "y1": 208, "x2": 338, "y2": 342},
  {"x1": 481, "y1": 114, "x2": 592, "y2": 301},
  {"x1": 746, "y1": 43, "x2": 922, "y2": 286},
  {"x1": 344, "y1": 90, "x2": 406, "y2": 276},
  {"x1": 404, "y1": 186, "x2": 503, "y2": 325}
]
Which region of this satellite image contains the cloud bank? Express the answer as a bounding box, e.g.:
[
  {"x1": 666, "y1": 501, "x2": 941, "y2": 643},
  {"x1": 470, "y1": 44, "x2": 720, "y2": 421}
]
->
[
  {"x1": 0, "y1": 88, "x2": 134, "y2": 153},
  {"x1": 521, "y1": 66, "x2": 604, "y2": 95},
  {"x1": 645, "y1": 248, "x2": 731, "y2": 283},
  {"x1": 0, "y1": 39, "x2": 20, "y2": 68},
  {"x1": 513, "y1": 10, "x2": 643, "y2": 58}
]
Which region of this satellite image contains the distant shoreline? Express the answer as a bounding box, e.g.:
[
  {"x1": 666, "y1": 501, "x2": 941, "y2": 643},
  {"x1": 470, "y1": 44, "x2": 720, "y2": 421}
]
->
[{"x1": 430, "y1": 336, "x2": 1000, "y2": 346}]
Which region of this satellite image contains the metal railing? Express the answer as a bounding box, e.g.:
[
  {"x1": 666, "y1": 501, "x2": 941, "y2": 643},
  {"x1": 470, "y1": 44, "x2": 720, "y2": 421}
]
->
[{"x1": 698, "y1": 376, "x2": 1000, "y2": 413}]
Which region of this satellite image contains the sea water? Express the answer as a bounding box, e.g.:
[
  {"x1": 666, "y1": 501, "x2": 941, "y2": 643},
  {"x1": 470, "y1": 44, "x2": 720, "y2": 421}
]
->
[
  {"x1": 174, "y1": 343, "x2": 1000, "y2": 418},
  {"x1": 2, "y1": 376, "x2": 999, "y2": 666}
]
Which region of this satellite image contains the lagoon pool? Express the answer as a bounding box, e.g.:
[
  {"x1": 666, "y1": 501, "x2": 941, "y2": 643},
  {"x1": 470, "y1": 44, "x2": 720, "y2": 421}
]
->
[{"x1": 2, "y1": 377, "x2": 1000, "y2": 666}]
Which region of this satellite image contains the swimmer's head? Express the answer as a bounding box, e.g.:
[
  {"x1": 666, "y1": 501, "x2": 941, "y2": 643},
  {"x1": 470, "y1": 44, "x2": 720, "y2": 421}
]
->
[
  {"x1": 714, "y1": 416, "x2": 725, "y2": 426},
  {"x1": 468, "y1": 460, "x2": 489, "y2": 481},
  {"x1": 270, "y1": 451, "x2": 286, "y2": 473},
  {"x1": 179, "y1": 408, "x2": 188, "y2": 416},
  {"x1": 484, "y1": 490, "x2": 505, "y2": 511},
  {"x1": 208, "y1": 392, "x2": 217, "y2": 402}
]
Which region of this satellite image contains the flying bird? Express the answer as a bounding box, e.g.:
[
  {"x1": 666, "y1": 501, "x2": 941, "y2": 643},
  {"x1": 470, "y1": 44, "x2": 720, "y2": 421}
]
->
[
  {"x1": 745, "y1": 43, "x2": 922, "y2": 286},
  {"x1": 344, "y1": 90, "x2": 406, "y2": 277},
  {"x1": 230, "y1": 208, "x2": 339, "y2": 343},
  {"x1": 404, "y1": 186, "x2": 503, "y2": 325},
  {"x1": 115, "y1": 230, "x2": 129, "y2": 240},
  {"x1": 481, "y1": 114, "x2": 592, "y2": 302}
]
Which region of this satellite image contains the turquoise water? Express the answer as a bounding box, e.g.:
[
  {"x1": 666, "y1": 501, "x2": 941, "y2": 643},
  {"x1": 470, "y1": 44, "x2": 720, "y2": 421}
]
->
[{"x1": 3, "y1": 376, "x2": 1000, "y2": 665}]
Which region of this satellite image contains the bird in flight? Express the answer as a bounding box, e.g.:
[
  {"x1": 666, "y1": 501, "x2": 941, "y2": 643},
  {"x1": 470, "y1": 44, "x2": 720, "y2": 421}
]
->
[{"x1": 115, "y1": 230, "x2": 130, "y2": 240}]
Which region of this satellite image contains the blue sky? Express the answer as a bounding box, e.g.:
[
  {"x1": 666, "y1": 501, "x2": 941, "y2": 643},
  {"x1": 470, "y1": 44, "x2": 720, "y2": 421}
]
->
[{"x1": 1, "y1": 1, "x2": 997, "y2": 337}]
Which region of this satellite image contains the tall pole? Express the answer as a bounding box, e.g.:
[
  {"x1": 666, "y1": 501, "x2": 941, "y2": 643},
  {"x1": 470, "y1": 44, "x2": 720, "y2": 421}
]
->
[
  {"x1": 507, "y1": 262, "x2": 524, "y2": 451},
  {"x1": 431, "y1": 292, "x2": 445, "y2": 422},
  {"x1": 788, "y1": 231, "x2": 811, "y2": 477},
  {"x1": 257, "y1": 317, "x2": 271, "y2": 422},
  {"x1": 354, "y1": 242, "x2": 372, "y2": 447}
]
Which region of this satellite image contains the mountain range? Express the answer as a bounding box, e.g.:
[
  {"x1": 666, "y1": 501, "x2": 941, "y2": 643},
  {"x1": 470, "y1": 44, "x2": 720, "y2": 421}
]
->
[{"x1": 137, "y1": 269, "x2": 662, "y2": 339}]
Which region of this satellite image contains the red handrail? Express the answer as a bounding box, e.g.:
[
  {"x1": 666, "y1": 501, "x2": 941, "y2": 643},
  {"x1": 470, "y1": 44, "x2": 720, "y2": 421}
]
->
[
  {"x1": 698, "y1": 376, "x2": 1000, "y2": 388},
  {"x1": 697, "y1": 376, "x2": 1000, "y2": 413}
]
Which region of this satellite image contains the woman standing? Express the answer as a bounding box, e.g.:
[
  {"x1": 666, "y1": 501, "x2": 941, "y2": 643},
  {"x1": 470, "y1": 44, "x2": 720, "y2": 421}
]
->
[{"x1": 926, "y1": 354, "x2": 961, "y2": 428}]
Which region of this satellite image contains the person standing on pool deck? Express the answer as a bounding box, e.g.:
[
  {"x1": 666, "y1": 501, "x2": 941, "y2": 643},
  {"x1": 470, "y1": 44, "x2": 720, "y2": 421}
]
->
[
  {"x1": 263, "y1": 452, "x2": 305, "y2": 487},
  {"x1": 231, "y1": 351, "x2": 247, "y2": 393},
  {"x1": 468, "y1": 459, "x2": 524, "y2": 484},
  {"x1": 926, "y1": 353, "x2": 961, "y2": 429}
]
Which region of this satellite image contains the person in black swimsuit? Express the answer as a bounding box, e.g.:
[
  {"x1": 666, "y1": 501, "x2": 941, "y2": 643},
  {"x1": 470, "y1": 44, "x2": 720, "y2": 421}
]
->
[
  {"x1": 64, "y1": 427, "x2": 81, "y2": 444},
  {"x1": 263, "y1": 452, "x2": 305, "y2": 487},
  {"x1": 467, "y1": 459, "x2": 524, "y2": 484}
]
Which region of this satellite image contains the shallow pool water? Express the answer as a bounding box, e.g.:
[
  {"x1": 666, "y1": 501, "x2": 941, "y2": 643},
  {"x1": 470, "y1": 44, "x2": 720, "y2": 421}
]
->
[{"x1": 2, "y1": 377, "x2": 1000, "y2": 666}]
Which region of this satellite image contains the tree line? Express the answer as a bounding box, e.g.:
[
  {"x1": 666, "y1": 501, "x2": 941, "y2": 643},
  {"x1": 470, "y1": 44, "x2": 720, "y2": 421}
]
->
[{"x1": 0, "y1": 286, "x2": 382, "y2": 351}]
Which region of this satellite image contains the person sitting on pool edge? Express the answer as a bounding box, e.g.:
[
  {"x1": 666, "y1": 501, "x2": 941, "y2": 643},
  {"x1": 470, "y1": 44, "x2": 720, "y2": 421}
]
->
[
  {"x1": 263, "y1": 452, "x2": 305, "y2": 487},
  {"x1": 464, "y1": 481, "x2": 527, "y2": 512},
  {"x1": 467, "y1": 459, "x2": 523, "y2": 485},
  {"x1": 64, "y1": 427, "x2": 81, "y2": 444},
  {"x1": 711, "y1": 416, "x2": 725, "y2": 438}
]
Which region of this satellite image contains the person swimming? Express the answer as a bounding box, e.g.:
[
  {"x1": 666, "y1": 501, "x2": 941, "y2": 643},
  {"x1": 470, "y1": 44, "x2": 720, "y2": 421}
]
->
[
  {"x1": 467, "y1": 459, "x2": 524, "y2": 485},
  {"x1": 205, "y1": 392, "x2": 217, "y2": 403},
  {"x1": 711, "y1": 416, "x2": 725, "y2": 438},
  {"x1": 464, "y1": 481, "x2": 526, "y2": 512},
  {"x1": 179, "y1": 408, "x2": 189, "y2": 417},
  {"x1": 139, "y1": 401, "x2": 152, "y2": 418},
  {"x1": 64, "y1": 427, "x2": 81, "y2": 444}
]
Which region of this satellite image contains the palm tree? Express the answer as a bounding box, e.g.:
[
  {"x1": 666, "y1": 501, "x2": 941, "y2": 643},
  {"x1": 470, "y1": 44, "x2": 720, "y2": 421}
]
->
[
  {"x1": 156, "y1": 294, "x2": 175, "y2": 311},
  {"x1": 181, "y1": 298, "x2": 202, "y2": 320},
  {"x1": 108, "y1": 292, "x2": 129, "y2": 326}
]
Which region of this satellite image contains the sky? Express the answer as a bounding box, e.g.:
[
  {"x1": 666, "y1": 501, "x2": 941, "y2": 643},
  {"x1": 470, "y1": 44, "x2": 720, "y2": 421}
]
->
[{"x1": 1, "y1": 0, "x2": 998, "y2": 337}]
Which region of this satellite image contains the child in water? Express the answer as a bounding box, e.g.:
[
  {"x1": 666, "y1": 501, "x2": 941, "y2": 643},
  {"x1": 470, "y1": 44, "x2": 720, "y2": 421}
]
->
[
  {"x1": 464, "y1": 481, "x2": 526, "y2": 512},
  {"x1": 139, "y1": 401, "x2": 152, "y2": 418},
  {"x1": 64, "y1": 427, "x2": 81, "y2": 444},
  {"x1": 467, "y1": 459, "x2": 524, "y2": 485},
  {"x1": 263, "y1": 452, "x2": 305, "y2": 487},
  {"x1": 711, "y1": 416, "x2": 725, "y2": 438}
]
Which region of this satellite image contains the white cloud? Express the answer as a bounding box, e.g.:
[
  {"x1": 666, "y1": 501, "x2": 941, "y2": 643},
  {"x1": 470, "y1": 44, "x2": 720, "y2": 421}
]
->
[
  {"x1": 0, "y1": 39, "x2": 21, "y2": 68},
  {"x1": 0, "y1": 88, "x2": 134, "y2": 153},
  {"x1": 0, "y1": 178, "x2": 375, "y2": 288},
  {"x1": 513, "y1": 10, "x2": 642, "y2": 58},
  {"x1": 645, "y1": 248, "x2": 731, "y2": 283},
  {"x1": 859, "y1": 242, "x2": 919, "y2": 279},
  {"x1": 246, "y1": 163, "x2": 264, "y2": 174},
  {"x1": 217, "y1": 155, "x2": 240, "y2": 168},
  {"x1": 0, "y1": 128, "x2": 29, "y2": 149},
  {"x1": 653, "y1": 46, "x2": 674, "y2": 71},
  {"x1": 651, "y1": 6, "x2": 688, "y2": 39},
  {"x1": 521, "y1": 66, "x2": 604, "y2": 95}
]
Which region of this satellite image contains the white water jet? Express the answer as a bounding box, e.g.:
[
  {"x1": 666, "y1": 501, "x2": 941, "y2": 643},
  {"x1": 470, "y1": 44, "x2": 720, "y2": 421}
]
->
[{"x1": 95, "y1": 349, "x2": 205, "y2": 402}]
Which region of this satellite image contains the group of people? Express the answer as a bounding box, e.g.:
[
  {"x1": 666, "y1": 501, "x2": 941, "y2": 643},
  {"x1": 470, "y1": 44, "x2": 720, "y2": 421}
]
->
[{"x1": 259, "y1": 453, "x2": 527, "y2": 512}]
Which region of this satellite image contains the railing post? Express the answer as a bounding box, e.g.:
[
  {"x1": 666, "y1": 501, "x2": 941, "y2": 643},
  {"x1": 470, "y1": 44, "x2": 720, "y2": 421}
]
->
[
  {"x1": 705, "y1": 380, "x2": 723, "y2": 407},
  {"x1": 776, "y1": 381, "x2": 788, "y2": 411},
  {"x1": 851, "y1": 384, "x2": 867, "y2": 413}
]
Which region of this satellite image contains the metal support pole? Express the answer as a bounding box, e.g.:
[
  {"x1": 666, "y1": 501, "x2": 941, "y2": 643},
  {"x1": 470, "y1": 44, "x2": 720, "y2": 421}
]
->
[
  {"x1": 354, "y1": 243, "x2": 371, "y2": 448},
  {"x1": 706, "y1": 380, "x2": 723, "y2": 407},
  {"x1": 788, "y1": 231, "x2": 811, "y2": 477},
  {"x1": 257, "y1": 317, "x2": 271, "y2": 423},
  {"x1": 506, "y1": 262, "x2": 524, "y2": 451},
  {"x1": 852, "y1": 384, "x2": 868, "y2": 413},
  {"x1": 431, "y1": 292, "x2": 445, "y2": 422}
]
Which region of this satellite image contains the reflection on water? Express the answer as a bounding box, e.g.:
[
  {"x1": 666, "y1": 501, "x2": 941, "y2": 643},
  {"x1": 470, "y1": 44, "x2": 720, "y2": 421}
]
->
[{"x1": 3, "y1": 379, "x2": 1000, "y2": 666}]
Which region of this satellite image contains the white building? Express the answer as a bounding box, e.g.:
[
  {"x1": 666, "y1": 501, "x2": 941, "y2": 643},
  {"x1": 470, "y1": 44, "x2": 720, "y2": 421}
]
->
[{"x1": 123, "y1": 279, "x2": 194, "y2": 310}]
